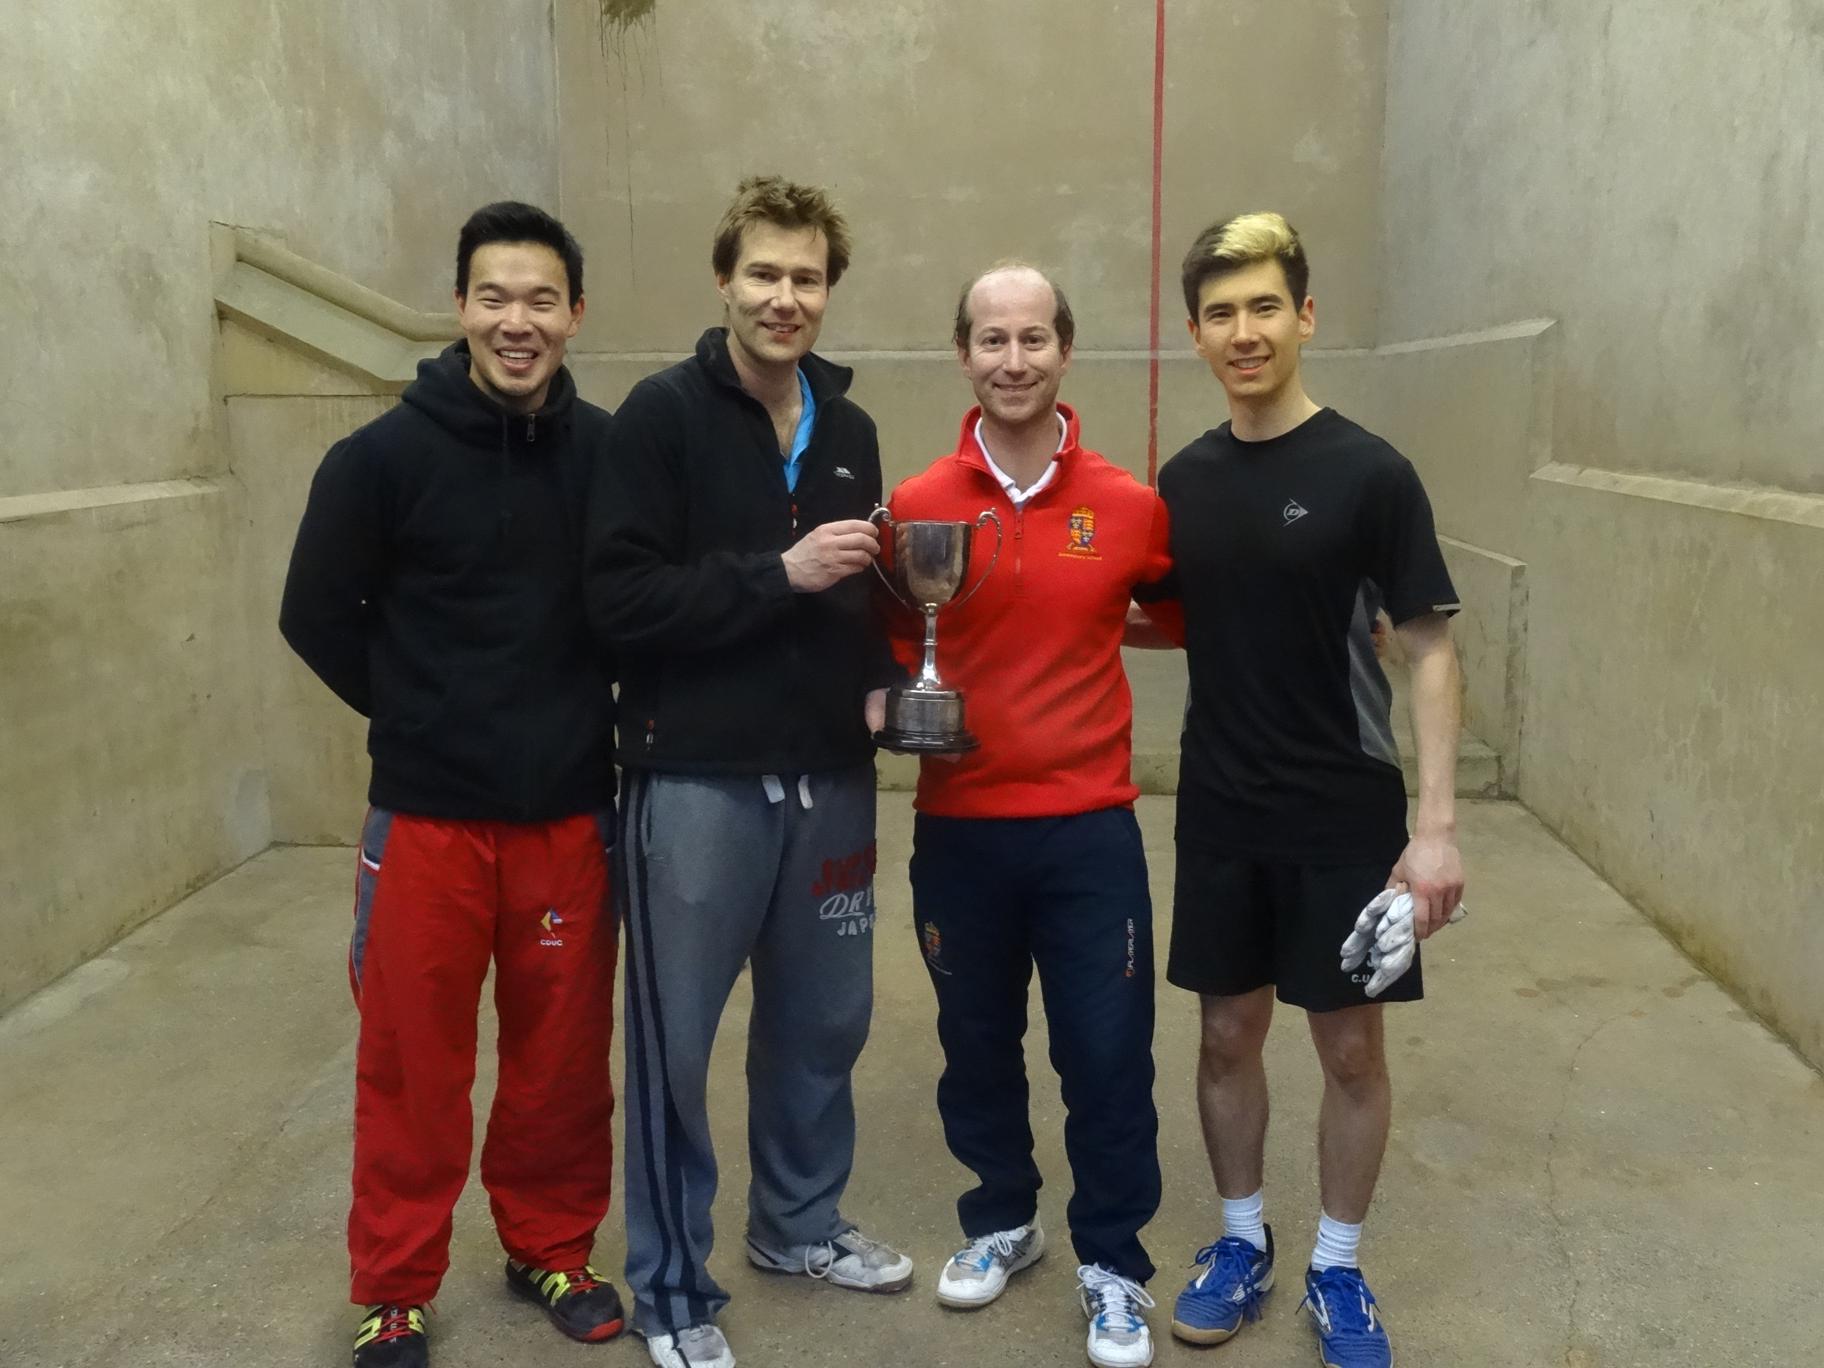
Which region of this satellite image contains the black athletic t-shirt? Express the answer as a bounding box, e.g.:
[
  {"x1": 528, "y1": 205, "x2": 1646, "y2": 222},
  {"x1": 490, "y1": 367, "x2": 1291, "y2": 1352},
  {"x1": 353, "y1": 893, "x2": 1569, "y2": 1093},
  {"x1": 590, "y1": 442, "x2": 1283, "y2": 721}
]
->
[{"x1": 1149, "y1": 408, "x2": 1458, "y2": 863}]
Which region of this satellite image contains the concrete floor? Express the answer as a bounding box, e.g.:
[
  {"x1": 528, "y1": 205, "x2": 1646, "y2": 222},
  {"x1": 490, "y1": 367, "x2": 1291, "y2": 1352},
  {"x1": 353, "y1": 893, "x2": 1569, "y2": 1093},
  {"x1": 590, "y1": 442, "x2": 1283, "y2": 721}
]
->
[{"x1": 2, "y1": 797, "x2": 1820, "y2": 1368}]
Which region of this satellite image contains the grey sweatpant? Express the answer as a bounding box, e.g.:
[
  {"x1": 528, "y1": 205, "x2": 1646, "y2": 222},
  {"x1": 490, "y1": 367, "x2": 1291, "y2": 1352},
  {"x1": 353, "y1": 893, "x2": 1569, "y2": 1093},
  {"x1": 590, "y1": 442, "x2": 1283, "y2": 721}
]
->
[{"x1": 618, "y1": 764, "x2": 879, "y2": 1336}]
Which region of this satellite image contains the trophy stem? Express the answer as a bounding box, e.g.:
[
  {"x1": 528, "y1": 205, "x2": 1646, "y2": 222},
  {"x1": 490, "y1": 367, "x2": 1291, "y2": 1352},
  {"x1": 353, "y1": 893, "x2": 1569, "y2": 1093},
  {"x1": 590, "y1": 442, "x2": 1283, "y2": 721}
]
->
[{"x1": 919, "y1": 605, "x2": 942, "y2": 687}]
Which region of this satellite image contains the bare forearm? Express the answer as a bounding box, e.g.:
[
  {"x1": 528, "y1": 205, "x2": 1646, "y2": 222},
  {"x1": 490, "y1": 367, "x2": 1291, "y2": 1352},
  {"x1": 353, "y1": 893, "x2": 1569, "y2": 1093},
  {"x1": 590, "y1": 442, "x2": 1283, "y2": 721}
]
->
[{"x1": 1407, "y1": 642, "x2": 1461, "y2": 836}]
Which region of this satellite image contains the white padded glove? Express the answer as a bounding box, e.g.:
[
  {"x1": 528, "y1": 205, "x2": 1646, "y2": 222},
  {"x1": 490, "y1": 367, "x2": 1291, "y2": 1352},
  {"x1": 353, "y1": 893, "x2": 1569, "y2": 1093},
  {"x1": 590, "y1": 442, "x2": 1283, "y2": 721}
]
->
[{"x1": 1339, "y1": 889, "x2": 1466, "y2": 998}]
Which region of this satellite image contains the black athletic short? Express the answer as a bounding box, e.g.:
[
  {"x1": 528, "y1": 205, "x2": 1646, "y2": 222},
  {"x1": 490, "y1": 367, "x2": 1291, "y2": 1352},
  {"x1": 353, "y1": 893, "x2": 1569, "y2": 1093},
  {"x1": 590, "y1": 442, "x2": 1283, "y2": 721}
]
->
[{"x1": 1167, "y1": 846, "x2": 1423, "y2": 1011}]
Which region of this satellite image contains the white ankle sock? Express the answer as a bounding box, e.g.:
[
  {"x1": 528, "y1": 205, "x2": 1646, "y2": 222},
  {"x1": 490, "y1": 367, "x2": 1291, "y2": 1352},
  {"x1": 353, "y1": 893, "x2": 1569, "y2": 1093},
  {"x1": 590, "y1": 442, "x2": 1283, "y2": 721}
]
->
[
  {"x1": 1221, "y1": 1190, "x2": 1267, "y2": 1252},
  {"x1": 1310, "y1": 1212, "x2": 1362, "y2": 1271}
]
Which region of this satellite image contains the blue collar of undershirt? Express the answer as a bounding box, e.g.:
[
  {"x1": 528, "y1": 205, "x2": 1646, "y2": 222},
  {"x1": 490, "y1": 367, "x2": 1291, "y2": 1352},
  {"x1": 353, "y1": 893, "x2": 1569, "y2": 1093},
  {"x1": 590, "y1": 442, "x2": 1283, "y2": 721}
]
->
[{"x1": 784, "y1": 366, "x2": 816, "y2": 493}]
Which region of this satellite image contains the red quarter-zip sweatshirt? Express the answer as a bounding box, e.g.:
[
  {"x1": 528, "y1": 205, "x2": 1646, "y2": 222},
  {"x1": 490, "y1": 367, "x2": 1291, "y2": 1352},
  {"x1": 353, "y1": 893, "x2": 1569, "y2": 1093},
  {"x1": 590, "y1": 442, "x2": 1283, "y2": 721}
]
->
[{"x1": 883, "y1": 404, "x2": 1174, "y2": 818}]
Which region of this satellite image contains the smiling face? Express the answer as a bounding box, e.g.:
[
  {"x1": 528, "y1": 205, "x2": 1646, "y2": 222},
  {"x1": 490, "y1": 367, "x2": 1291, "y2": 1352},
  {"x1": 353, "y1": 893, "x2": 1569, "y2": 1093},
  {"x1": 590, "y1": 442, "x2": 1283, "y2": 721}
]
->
[
  {"x1": 455, "y1": 241, "x2": 583, "y2": 413},
  {"x1": 717, "y1": 220, "x2": 830, "y2": 377},
  {"x1": 1187, "y1": 256, "x2": 1315, "y2": 406},
  {"x1": 957, "y1": 268, "x2": 1071, "y2": 430}
]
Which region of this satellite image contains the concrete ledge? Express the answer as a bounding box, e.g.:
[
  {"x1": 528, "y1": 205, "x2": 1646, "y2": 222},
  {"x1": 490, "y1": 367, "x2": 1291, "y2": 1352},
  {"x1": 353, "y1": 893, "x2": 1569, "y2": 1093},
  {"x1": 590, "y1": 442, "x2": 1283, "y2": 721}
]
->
[
  {"x1": 1534, "y1": 461, "x2": 1824, "y2": 530},
  {"x1": 214, "y1": 226, "x2": 459, "y2": 342},
  {"x1": 212, "y1": 226, "x2": 457, "y2": 393},
  {"x1": 1373, "y1": 317, "x2": 1556, "y2": 354},
  {"x1": 0, "y1": 477, "x2": 220, "y2": 524}
]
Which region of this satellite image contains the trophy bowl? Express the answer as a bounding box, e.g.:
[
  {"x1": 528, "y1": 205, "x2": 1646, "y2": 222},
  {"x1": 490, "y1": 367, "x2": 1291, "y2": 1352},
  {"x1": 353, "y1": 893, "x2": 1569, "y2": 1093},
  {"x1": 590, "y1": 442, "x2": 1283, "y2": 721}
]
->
[{"x1": 869, "y1": 507, "x2": 1002, "y2": 753}]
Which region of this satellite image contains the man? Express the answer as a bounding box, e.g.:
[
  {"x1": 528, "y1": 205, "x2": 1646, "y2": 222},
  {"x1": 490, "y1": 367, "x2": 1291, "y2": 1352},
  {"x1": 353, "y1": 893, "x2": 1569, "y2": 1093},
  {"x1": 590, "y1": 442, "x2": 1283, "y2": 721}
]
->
[
  {"x1": 280, "y1": 202, "x2": 622, "y2": 1368},
  {"x1": 1145, "y1": 212, "x2": 1466, "y2": 1368},
  {"x1": 584, "y1": 176, "x2": 912, "y2": 1368},
  {"x1": 884, "y1": 264, "x2": 1174, "y2": 1368}
]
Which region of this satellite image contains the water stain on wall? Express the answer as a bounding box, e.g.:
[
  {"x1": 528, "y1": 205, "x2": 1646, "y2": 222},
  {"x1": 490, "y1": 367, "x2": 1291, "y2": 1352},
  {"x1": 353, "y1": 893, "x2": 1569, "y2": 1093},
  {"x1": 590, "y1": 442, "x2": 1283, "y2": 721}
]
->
[
  {"x1": 600, "y1": 0, "x2": 655, "y2": 32},
  {"x1": 597, "y1": 0, "x2": 656, "y2": 70}
]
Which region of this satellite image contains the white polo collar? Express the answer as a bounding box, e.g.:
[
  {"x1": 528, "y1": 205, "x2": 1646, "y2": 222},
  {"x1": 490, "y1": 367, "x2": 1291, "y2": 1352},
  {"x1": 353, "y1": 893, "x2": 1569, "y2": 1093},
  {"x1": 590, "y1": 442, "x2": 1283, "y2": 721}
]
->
[{"x1": 975, "y1": 410, "x2": 1068, "y2": 507}]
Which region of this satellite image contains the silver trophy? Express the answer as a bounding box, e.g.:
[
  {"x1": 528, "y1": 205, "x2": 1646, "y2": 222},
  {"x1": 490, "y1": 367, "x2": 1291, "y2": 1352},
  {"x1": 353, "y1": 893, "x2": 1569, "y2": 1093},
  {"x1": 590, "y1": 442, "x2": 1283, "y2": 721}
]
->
[{"x1": 869, "y1": 506, "x2": 1003, "y2": 752}]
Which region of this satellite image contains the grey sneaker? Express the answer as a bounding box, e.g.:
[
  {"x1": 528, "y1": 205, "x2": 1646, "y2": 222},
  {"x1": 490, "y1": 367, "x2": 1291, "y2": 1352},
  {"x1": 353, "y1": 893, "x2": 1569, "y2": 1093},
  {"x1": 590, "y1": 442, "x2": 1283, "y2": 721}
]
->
[
  {"x1": 936, "y1": 1219, "x2": 1046, "y2": 1308},
  {"x1": 1077, "y1": 1264, "x2": 1156, "y2": 1368},
  {"x1": 645, "y1": 1323, "x2": 734, "y2": 1368},
  {"x1": 746, "y1": 1227, "x2": 915, "y2": 1293}
]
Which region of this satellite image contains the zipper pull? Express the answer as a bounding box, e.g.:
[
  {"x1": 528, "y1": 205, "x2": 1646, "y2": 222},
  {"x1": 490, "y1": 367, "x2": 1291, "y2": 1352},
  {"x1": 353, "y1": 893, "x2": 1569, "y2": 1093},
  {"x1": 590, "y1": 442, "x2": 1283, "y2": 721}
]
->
[{"x1": 526, "y1": 416, "x2": 537, "y2": 442}]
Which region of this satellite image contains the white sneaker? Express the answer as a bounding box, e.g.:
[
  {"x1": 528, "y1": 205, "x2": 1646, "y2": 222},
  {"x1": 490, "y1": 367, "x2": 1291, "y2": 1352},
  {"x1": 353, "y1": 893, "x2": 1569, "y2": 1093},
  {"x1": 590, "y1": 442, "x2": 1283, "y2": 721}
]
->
[
  {"x1": 646, "y1": 1323, "x2": 735, "y2": 1368},
  {"x1": 745, "y1": 1227, "x2": 915, "y2": 1293},
  {"x1": 936, "y1": 1220, "x2": 1046, "y2": 1308},
  {"x1": 1077, "y1": 1264, "x2": 1156, "y2": 1368}
]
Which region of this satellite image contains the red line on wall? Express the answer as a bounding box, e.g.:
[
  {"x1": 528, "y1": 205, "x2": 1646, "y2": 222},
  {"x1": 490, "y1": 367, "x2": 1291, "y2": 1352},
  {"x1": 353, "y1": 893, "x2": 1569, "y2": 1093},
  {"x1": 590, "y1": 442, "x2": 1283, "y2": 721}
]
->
[{"x1": 1146, "y1": 0, "x2": 1167, "y2": 485}]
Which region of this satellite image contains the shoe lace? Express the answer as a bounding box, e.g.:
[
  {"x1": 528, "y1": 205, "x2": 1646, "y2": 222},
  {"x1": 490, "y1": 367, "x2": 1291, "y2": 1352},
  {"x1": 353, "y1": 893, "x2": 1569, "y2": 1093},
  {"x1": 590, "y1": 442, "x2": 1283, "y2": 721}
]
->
[
  {"x1": 365, "y1": 1304, "x2": 426, "y2": 1344},
  {"x1": 805, "y1": 1228, "x2": 885, "y2": 1278},
  {"x1": 954, "y1": 1228, "x2": 1022, "y2": 1269},
  {"x1": 531, "y1": 1263, "x2": 603, "y2": 1300},
  {"x1": 1077, "y1": 1264, "x2": 1155, "y2": 1331},
  {"x1": 558, "y1": 1265, "x2": 603, "y2": 1295},
  {"x1": 1190, "y1": 1237, "x2": 1269, "y2": 1320},
  {"x1": 1299, "y1": 1267, "x2": 1380, "y2": 1337}
]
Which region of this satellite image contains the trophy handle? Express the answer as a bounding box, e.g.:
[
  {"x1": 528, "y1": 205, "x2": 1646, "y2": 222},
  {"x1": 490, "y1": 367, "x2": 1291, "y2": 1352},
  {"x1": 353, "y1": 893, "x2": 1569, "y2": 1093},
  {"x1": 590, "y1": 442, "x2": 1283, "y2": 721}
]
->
[
  {"x1": 947, "y1": 509, "x2": 1004, "y2": 611},
  {"x1": 866, "y1": 506, "x2": 915, "y2": 611}
]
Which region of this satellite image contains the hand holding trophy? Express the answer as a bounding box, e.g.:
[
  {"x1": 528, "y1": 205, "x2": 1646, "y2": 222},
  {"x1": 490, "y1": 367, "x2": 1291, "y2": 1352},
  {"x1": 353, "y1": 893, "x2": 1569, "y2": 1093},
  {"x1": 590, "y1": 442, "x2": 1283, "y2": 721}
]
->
[{"x1": 868, "y1": 506, "x2": 1002, "y2": 752}]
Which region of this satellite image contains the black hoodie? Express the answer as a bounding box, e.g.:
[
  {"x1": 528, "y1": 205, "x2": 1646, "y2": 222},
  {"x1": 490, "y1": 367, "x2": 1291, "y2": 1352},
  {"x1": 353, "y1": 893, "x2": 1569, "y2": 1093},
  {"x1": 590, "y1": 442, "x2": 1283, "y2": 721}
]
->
[
  {"x1": 280, "y1": 341, "x2": 614, "y2": 821},
  {"x1": 585, "y1": 328, "x2": 895, "y2": 774}
]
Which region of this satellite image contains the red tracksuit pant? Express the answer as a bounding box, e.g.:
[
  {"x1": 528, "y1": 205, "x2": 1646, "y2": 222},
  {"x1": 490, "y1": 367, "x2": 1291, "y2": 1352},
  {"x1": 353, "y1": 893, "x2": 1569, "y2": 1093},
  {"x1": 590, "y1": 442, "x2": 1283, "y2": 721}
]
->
[{"x1": 346, "y1": 808, "x2": 616, "y2": 1306}]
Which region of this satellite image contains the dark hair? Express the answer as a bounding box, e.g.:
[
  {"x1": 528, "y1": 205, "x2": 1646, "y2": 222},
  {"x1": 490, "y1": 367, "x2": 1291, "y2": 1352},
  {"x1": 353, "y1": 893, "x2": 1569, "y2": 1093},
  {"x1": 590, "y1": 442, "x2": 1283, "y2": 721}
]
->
[
  {"x1": 711, "y1": 175, "x2": 852, "y2": 287},
  {"x1": 952, "y1": 262, "x2": 1077, "y2": 352},
  {"x1": 1179, "y1": 211, "x2": 1309, "y2": 319},
  {"x1": 456, "y1": 201, "x2": 585, "y2": 304}
]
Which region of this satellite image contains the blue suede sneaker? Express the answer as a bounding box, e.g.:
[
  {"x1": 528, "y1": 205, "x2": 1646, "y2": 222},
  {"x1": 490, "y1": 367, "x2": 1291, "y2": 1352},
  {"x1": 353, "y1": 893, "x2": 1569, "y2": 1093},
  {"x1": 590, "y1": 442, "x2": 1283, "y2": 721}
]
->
[
  {"x1": 1169, "y1": 1224, "x2": 1274, "y2": 1345},
  {"x1": 1300, "y1": 1265, "x2": 1392, "y2": 1368}
]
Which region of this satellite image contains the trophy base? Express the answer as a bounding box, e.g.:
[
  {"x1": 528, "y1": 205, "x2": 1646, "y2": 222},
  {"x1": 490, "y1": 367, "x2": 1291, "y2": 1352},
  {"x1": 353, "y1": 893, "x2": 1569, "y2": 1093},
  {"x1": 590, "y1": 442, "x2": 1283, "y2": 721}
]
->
[
  {"x1": 872, "y1": 727, "x2": 980, "y2": 755},
  {"x1": 875, "y1": 687, "x2": 978, "y2": 755}
]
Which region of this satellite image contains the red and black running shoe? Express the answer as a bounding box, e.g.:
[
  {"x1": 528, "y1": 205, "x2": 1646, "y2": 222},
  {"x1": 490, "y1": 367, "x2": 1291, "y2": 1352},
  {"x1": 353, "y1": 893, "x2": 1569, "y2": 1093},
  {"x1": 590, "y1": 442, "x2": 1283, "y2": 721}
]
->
[
  {"x1": 505, "y1": 1260, "x2": 626, "y2": 1343},
  {"x1": 352, "y1": 1304, "x2": 427, "y2": 1368}
]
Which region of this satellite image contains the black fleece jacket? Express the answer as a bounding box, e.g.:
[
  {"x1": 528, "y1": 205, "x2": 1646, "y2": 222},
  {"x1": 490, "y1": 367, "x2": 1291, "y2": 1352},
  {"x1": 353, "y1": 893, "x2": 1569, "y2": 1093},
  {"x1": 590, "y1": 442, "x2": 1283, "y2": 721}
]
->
[
  {"x1": 279, "y1": 342, "x2": 615, "y2": 820},
  {"x1": 585, "y1": 328, "x2": 894, "y2": 774}
]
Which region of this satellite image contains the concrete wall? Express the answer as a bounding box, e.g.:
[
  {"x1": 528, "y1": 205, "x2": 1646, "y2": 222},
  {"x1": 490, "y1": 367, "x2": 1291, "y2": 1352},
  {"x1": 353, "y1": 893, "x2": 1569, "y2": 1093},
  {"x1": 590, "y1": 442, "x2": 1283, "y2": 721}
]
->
[
  {"x1": 0, "y1": 483, "x2": 266, "y2": 1011},
  {"x1": 553, "y1": 0, "x2": 1407, "y2": 815},
  {"x1": 1379, "y1": 0, "x2": 1824, "y2": 1066},
  {"x1": 4, "y1": 2, "x2": 557, "y2": 501},
  {"x1": 558, "y1": 0, "x2": 1388, "y2": 360},
  {"x1": 231, "y1": 391, "x2": 395, "y2": 845},
  {"x1": 0, "y1": 2, "x2": 557, "y2": 1012},
  {"x1": 1379, "y1": 2, "x2": 1824, "y2": 495}
]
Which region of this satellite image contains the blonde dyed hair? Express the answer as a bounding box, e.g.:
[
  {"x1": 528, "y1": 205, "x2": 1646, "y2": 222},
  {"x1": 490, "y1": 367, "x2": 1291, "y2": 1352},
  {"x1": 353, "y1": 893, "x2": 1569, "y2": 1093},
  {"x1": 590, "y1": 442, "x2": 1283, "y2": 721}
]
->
[
  {"x1": 711, "y1": 175, "x2": 852, "y2": 287},
  {"x1": 1179, "y1": 211, "x2": 1309, "y2": 317}
]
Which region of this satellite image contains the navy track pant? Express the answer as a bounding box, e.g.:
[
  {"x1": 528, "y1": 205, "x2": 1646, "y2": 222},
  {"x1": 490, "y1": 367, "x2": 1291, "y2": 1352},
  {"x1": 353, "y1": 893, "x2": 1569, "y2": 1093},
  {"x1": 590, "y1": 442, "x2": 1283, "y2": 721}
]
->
[{"x1": 909, "y1": 805, "x2": 1160, "y2": 1282}]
